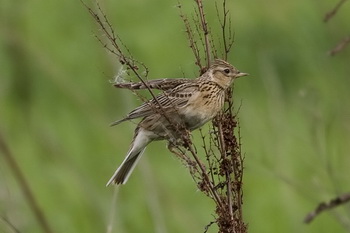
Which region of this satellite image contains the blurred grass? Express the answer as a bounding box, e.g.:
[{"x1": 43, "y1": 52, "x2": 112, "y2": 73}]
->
[{"x1": 1, "y1": 0, "x2": 350, "y2": 233}]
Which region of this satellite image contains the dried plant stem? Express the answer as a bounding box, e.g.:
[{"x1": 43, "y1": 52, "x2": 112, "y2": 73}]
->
[
  {"x1": 236, "y1": 128, "x2": 244, "y2": 224},
  {"x1": 195, "y1": 0, "x2": 211, "y2": 67},
  {"x1": 304, "y1": 192, "x2": 350, "y2": 224},
  {"x1": 0, "y1": 132, "x2": 53, "y2": 233},
  {"x1": 216, "y1": 0, "x2": 234, "y2": 60},
  {"x1": 328, "y1": 35, "x2": 350, "y2": 56},
  {"x1": 177, "y1": 3, "x2": 204, "y2": 73},
  {"x1": 323, "y1": 0, "x2": 349, "y2": 56},
  {"x1": 0, "y1": 216, "x2": 21, "y2": 233},
  {"x1": 220, "y1": 0, "x2": 229, "y2": 60},
  {"x1": 217, "y1": 120, "x2": 234, "y2": 218},
  {"x1": 324, "y1": 0, "x2": 348, "y2": 23},
  {"x1": 185, "y1": 143, "x2": 224, "y2": 209},
  {"x1": 82, "y1": 1, "x2": 177, "y2": 127},
  {"x1": 175, "y1": 89, "x2": 246, "y2": 232}
]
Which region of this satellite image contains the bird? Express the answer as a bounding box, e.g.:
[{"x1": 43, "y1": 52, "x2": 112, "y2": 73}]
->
[{"x1": 106, "y1": 59, "x2": 248, "y2": 185}]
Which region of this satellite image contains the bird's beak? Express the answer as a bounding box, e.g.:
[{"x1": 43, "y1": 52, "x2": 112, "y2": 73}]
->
[{"x1": 236, "y1": 72, "x2": 249, "y2": 78}]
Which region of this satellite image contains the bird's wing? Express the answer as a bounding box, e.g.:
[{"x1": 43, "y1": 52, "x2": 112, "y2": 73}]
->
[
  {"x1": 111, "y1": 82, "x2": 199, "y2": 126},
  {"x1": 114, "y1": 78, "x2": 190, "y2": 91}
]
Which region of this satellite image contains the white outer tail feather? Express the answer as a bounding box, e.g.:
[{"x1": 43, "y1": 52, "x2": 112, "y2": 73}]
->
[
  {"x1": 106, "y1": 129, "x2": 154, "y2": 186},
  {"x1": 106, "y1": 148, "x2": 146, "y2": 186}
]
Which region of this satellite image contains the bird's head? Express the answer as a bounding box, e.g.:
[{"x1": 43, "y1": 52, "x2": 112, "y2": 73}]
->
[{"x1": 207, "y1": 59, "x2": 248, "y2": 89}]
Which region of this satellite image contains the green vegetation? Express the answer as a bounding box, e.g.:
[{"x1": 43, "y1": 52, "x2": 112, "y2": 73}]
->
[{"x1": 1, "y1": 0, "x2": 350, "y2": 232}]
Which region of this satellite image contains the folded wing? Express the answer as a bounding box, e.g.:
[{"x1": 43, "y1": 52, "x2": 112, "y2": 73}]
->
[
  {"x1": 114, "y1": 78, "x2": 190, "y2": 91},
  {"x1": 111, "y1": 82, "x2": 199, "y2": 126}
]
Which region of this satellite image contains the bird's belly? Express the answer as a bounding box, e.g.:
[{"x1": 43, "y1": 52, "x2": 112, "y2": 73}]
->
[
  {"x1": 181, "y1": 106, "x2": 216, "y2": 130},
  {"x1": 184, "y1": 114, "x2": 209, "y2": 130}
]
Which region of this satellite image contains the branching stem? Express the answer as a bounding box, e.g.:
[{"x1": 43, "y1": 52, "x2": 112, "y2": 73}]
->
[{"x1": 195, "y1": 0, "x2": 211, "y2": 67}]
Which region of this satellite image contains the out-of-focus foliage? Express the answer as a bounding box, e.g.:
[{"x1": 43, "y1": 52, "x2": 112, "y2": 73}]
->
[{"x1": 1, "y1": 0, "x2": 350, "y2": 233}]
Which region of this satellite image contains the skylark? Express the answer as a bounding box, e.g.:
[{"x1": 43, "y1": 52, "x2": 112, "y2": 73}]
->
[{"x1": 107, "y1": 59, "x2": 248, "y2": 185}]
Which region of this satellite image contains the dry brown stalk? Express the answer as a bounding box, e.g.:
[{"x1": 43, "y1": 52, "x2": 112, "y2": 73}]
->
[
  {"x1": 177, "y1": 3, "x2": 205, "y2": 74},
  {"x1": 216, "y1": 0, "x2": 234, "y2": 60},
  {"x1": 324, "y1": 0, "x2": 349, "y2": 56},
  {"x1": 0, "y1": 132, "x2": 53, "y2": 233},
  {"x1": 0, "y1": 216, "x2": 22, "y2": 233},
  {"x1": 304, "y1": 193, "x2": 350, "y2": 224},
  {"x1": 328, "y1": 36, "x2": 350, "y2": 56},
  {"x1": 195, "y1": 0, "x2": 211, "y2": 68},
  {"x1": 324, "y1": 0, "x2": 348, "y2": 23}
]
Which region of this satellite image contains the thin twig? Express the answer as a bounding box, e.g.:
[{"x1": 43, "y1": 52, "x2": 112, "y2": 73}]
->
[
  {"x1": 328, "y1": 35, "x2": 350, "y2": 56},
  {"x1": 183, "y1": 138, "x2": 224, "y2": 209},
  {"x1": 324, "y1": 0, "x2": 348, "y2": 23},
  {"x1": 0, "y1": 132, "x2": 53, "y2": 233},
  {"x1": 200, "y1": 129, "x2": 216, "y2": 186},
  {"x1": 82, "y1": 0, "x2": 178, "y2": 129},
  {"x1": 177, "y1": 3, "x2": 203, "y2": 72},
  {"x1": 304, "y1": 192, "x2": 350, "y2": 224},
  {"x1": 195, "y1": 0, "x2": 211, "y2": 67},
  {"x1": 0, "y1": 216, "x2": 22, "y2": 233},
  {"x1": 204, "y1": 220, "x2": 216, "y2": 233},
  {"x1": 216, "y1": 0, "x2": 234, "y2": 60}
]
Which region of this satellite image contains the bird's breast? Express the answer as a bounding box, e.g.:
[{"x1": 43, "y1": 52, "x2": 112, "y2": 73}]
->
[{"x1": 180, "y1": 90, "x2": 225, "y2": 130}]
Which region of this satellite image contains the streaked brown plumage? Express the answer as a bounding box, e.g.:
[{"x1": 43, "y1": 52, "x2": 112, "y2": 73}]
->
[
  {"x1": 113, "y1": 78, "x2": 189, "y2": 91},
  {"x1": 107, "y1": 59, "x2": 248, "y2": 185}
]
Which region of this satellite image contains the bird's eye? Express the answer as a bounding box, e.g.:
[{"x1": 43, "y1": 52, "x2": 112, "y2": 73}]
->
[{"x1": 223, "y1": 69, "x2": 230, "y2": 74}]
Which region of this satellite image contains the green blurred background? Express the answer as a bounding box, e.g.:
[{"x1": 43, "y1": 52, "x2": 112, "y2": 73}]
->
[{"x1": 1, "y1": 0, "x2": 350, "y2": 232}]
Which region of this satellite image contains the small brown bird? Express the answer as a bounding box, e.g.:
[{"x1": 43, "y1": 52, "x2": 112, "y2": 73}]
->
[{"x1": 107, "y1": 59, "x2": 248, "y2": 185}]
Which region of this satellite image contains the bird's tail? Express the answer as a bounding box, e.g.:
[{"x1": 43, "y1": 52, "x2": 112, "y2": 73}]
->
[
  {"x1": 106, "y1": 148, "x2": 146, "y2": 185},
  {"x1": 106, "y1": 128, "x2": 152, "y2": 186}
]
